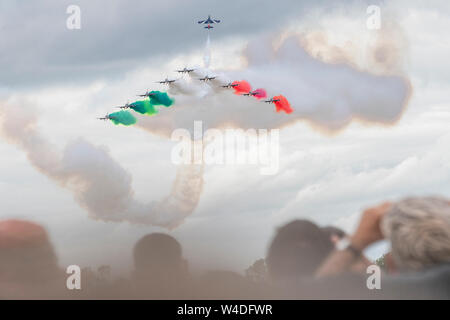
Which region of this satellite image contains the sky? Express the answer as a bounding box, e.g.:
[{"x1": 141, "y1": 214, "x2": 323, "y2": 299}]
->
[{"x1": 0, "y1": 0, "x2": 450, "y2": 275}]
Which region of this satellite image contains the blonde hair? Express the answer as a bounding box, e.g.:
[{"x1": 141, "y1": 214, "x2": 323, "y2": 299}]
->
[{"x1": 381, "y1": 197, "x2": 450, "y2": 271}]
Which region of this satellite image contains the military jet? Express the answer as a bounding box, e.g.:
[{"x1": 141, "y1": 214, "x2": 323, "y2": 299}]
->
[
  {"x1": 176, "y1": 67, "x2": 195, "y2": 74},
  {"x1": 221, "y1": 82, "x2": 238, "y2": 88},
  {"x1": 264, "y1": 98, "x2": 281, "y2": 103},
  {"x1": 115, "y1": 102, "x2": 135, "y2": 110},
  {"x1": 156, "y1": 77, "x2": 177, "y2": 85},
  {"x1": 243, "y1": 90, "x2": 259, "y2": 97},
  {"x1": 198, "y1": 75, "x2": 216, "y2": 82},
  {"x1": 197, "y1": 15, "x2": 220, "y2": 29},
  {"x1": 97, "y1": 114, "x2": 112, "y2": 121},
  {"x1": 137, "y1": 91, "x2": 156, "y2": 98}
]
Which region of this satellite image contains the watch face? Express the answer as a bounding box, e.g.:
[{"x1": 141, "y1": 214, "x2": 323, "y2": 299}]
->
[{"x1": 335, "y1": 237, "x2": 351, "y2": 251}]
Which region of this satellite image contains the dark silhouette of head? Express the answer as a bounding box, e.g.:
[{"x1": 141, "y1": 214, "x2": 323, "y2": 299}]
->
[
  {"x1": 132, "y1": 233, "x2": 188, "y2": 298},
  {"x1": 0, "y1": 219, "x2": 61, "y2": 288},
  {"x1": 133, "y1": 233, "x2": 185, "y2": 276},
  {"x1": 266, "y1": 220, "x2": 334, "y2": 281}
]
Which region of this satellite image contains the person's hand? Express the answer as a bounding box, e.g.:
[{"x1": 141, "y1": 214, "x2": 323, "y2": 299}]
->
[{"x1": 350, "y1": 202, "x2": 392, "y2": 251}]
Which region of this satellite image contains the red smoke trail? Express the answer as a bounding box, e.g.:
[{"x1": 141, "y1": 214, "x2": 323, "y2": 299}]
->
[
  {"x1": 232, "y1": 80, "x2": 251, "y2": 95},
  {"x1": 251, "y1": 88, "x2": 267, "y2": 99},
  {"x1": 273, "y1": 95, "x2": 293, "y2": 114}
]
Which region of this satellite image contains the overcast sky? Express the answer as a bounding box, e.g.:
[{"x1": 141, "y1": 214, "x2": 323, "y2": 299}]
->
[
  {"x1": 0, "y1": 0, "x2": 346, "y2": 87},
  {"x1": 1, "y1": 0, "x2": 450, "y2": 275}
]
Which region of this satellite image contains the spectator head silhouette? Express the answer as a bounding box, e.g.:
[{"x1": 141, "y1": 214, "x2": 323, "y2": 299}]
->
[
  {"x1": 132, "y1": 233, "x2": 189, "y2": 298},
  {"x1": 0, "y1": 219, "x2": 60, "y2": 285},
  {"x1": 133, "y1": 233, "x2": 186, "y2": 277},
  {"x1": 382, "y1": 196, "x2": 450, "y2": 271},
  {"x1": 266, "y1": 220, "x2": 334, "y2": 281}
]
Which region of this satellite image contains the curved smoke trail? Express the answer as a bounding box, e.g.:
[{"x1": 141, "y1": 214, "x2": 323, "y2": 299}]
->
[{"x1": 0, "y1": 102, "x2": 203, "y2": 229}]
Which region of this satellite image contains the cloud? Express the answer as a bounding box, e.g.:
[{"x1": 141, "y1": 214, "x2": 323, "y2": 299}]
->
[{"x1": 274, "y1": 130, "x2": 450, "y2": 225}]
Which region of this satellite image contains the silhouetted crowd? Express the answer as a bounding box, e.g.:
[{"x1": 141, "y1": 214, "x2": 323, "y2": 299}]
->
[{"x1": 1, "y1": 196, "x2": 449, "y2": 299}]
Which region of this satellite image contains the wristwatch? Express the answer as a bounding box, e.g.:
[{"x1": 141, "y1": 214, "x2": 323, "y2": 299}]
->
[{"x1": 336, "y1": 237, "x2": 362, "y2": 257}]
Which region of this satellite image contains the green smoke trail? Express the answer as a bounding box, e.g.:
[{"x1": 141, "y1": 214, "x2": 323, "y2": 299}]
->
[
  {"x1": 130, "y1": 100, "x2": 158, "y2": 115},
  {"x1": 148, "y1": 91, "x2": 174, "y2": 107},
  {"x1": 109, "y1": 110, "x2": 136, "y2": 126}
]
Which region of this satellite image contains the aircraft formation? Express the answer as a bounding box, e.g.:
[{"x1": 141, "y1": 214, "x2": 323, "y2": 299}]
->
[{"x1": 98, "y1": 16, "x2": 293, "y2": 126}]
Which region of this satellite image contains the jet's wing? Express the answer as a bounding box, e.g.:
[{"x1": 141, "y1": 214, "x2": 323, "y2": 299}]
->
[
  {"x1": 198, "y1": 20, "x2": 205, "y2": 24},
  {"x1": 214, "y1": 19, "x2": 221, "y2": 23}
]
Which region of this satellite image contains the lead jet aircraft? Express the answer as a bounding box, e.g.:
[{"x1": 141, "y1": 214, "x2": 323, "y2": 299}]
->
[{"x1": 197, "y1": 15, "x2": 220, "y2": 29}]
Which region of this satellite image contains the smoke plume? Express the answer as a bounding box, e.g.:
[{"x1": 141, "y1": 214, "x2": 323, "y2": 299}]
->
[
  {"x1": 0, "y1": 103, "x2": 203, "y2": 229},
  {"x1": 109, "y1": 110, "x2": 136, "y2": 126},
  {"x1": 130, "y1": 100, "x2": 158, "y2": 115},
  {"x1": 137, "y1": 33, "x2": 411, "y2": 136}
]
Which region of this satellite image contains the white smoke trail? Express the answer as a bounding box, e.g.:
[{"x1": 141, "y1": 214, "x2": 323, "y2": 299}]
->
[
  {"x1": 137, "y1": 33, "x2": 411, "y2": 136},
  {"x1": 0, "y1": 102, "x2": 203, "y2": 229},
  {"x1": 203, "y1": 33, "x2": 211, "y2": 68}
]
